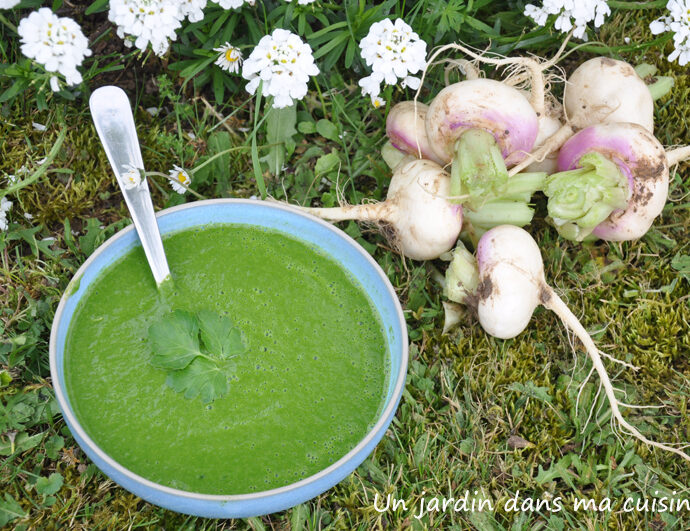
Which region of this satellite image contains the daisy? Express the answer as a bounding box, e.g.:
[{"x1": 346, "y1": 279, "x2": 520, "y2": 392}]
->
[
  {"x1": 121, "y1": 165, "x2": 142, "y2": 189},
  {"x1": 168, "y1": 165, "x2": 191, "y2": 194},
  {"x1": 214, "y1": 43, "x2": 243, "y2": 73}
]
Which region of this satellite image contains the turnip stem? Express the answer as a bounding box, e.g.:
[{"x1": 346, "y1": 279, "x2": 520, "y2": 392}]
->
[
  {"x1": 667, "y1": 146, "x2": 690, "y2": 167},
  {"x1": 293, "y1": 203, "x2": 387, "y2": 223},
  {"x1": 543, "y1": 286, "x2": 690, "y2": 462},
  {"x1": 508, "y1": 124, "x2": 574, "y2": 177}
]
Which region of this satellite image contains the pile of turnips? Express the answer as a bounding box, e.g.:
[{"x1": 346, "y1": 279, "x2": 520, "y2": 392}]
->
[{"x1": 286, "y1": 43, "x2": 690, "y2": 462}]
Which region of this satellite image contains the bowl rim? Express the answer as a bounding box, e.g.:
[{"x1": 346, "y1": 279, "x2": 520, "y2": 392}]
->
[{"x1": 49, "y1": 198, "x2": 408, "y2": 502}]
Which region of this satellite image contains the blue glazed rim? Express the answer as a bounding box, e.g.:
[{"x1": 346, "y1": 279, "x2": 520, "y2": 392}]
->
[{"x1": 49, "y1": 198, "x2": 408, "y2": 518}]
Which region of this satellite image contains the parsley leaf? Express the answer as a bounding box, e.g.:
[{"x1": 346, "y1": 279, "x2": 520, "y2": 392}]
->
[
  {"x1": 167, "y1": 357, "x2": 236, "y2": 403},
  {"x1": 148, "y1": 309, "x2": 246, "y2": 403},
  {"x1": 197, "y1": 309, "x2": 245, "y2": 359},
  {"x1": 148, "y1": 310, "x2": 202, "y2": 370}
]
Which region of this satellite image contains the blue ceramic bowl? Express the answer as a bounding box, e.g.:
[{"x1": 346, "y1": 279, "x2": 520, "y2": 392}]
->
[{"x1": 49, "y1": 199, "x2": 408, "y2": 518}]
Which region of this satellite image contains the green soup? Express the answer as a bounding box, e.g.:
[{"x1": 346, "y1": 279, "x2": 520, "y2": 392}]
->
[{"x1": 64, "y1": 224, "x2": 389, "y2": 494}]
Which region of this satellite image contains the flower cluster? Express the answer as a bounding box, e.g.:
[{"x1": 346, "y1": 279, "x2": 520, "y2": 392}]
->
[
  {"x1": 214, "y1": 42, "x2": 243, "y2": 73},
  {"x1": 242, "y1": 28, "x2": 319, "y2": 109},
  {"x1": 108, "y1": 0, "x2": 184, "y2": 56},
  {"x1": 358, "y1": 18, "x2": 427, "y2": 106},
  {"x1": 214, "y1": 0, "x2": 255, "y2": 8},
  {"x1": 524, "y1": 0, "x2": 611, "y2": 40},
  {"x1": 0, "y1": 197, "x2": 12, "y2": 232},
  {"x1": 17, "y1": 8, "x2": 92, "y2": 92},
  {"x1": 180, "y1": 0, "x2": 207, "y2": 23},
  {"x1": 650, "y1": 0, "x2": 690, "y2": 66}
]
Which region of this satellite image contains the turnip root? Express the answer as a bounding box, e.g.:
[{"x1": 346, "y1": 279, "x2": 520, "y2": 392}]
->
[
  {"x1": 294, "y1": 159, "x2": 463, "y2": 260},
  {"x1": 545, "y1": 123, "x2": 668, "y2": 241},
  {"x1": 473, "y1": 225, "x2": 690, "y2": 462},
  {"x1": 386, "y1": 101, "x2": 444, "y2": 165},
  {"x1": 564, "y1": 57, "x2": 654, "y2": 132},
  {"x1": 507, "y1": 58, "x2": 674, "y2": 178},
  {"x1": 426, "y1": 79, "x2": 539, "y2": 169}
]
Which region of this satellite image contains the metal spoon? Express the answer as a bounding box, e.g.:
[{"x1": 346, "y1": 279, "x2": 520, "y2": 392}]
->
[{"x1": 89, "y1": 86, "x2": 171, "y2": 287}]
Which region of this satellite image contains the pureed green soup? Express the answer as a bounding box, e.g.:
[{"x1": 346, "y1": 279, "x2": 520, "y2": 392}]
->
[{"x1": 64, "y1": 224, "x2": 389, "y2": 494}]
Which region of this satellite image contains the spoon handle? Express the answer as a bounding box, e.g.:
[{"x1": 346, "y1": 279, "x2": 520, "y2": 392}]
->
[{"x1": 89, "y1": 86, "x2": 171, "y2": 286}]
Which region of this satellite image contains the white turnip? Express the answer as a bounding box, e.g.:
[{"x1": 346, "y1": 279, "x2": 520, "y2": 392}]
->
[
  {"x1": 473, "y1": 225, "x2": 690, "y2": 462},
  {"x1": 293, "y1": 159, "x2": 463, "y2": 261},
  {"x1": 545, "y1": 123, "x2": 668, "y2": 241},
  {"x1": 386, "y1": 101, "x2": 444, "y2": 165},
  {"x1": 564, "y1": 57, "x2": 654, "y2": 132}
]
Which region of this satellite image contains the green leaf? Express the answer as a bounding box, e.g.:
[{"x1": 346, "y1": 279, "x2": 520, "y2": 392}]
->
[
  {"x1": 148, "y1": 310, "x2": 247, "y2": 403},
  {"x1": 44, "y1": 435, "x2": 64, "y2": 460},
  {"x1": 167, "y1": 357, "x2": 235, "y2": 404},
  {"x1": 0, "y1": 493, "x2": 27, "y2": 528},
  {"x1": 314, "y1": 152, "x2": 340, "y2": 175},
  {"x1": 198, "y1": 309, "x2": 245, "y2": 359},
  {"x1": 35, "y1": 473, "x2": 63, "y2": 496},
  {"x1": 315, "y1": 119, "x2": 340, "y2": 142},
  {"x1": 264, "y1": 104, "x2": 297, "y2": 176},
  {"x1": 0, "y1": 432, "x2": 44, "y2": 456},
  {"x1": 298, "y1": 121, "x2": 316, "y2": 134},
  {"x1": 671, "y1": 253, "x2": 690, "y2": 283},
  {"x1": 148, "y1": 310, "x2": 202, "y2": 370}
]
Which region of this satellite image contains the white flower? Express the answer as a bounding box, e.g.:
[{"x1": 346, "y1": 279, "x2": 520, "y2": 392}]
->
[
  {"x1": 180, "y1": 0, "x2": 207, "y2": 22},
  {"x1": 168, "y1": 165, "x2": 191, "y2": 194},
  {"x1": 17, "y1": 8, "x2": 92, "y2": 91},
  {"x1": 121, "y1": 165, "x2": 142, "y2": 189},
  {"x1": 650, "y1": 1, "x2": 690, "y2": 66},
  {"x1": 0, "y1": 197, "x2": 12, "y2": 232},
  {"x1": 242, "y1": 28, "x2": 319, "y2": 109},
  {"x1": 283, "y1": 0, "x2": 316, "y2": 4},
  {"x1": 358, "y1": 18, "x2": 427, "y2": 100},
  {"x1": 0, "y1": 0, "x2": 20, "y2": 9},
  {"x1": 32, "y1": 122, "x2": 47, "y2": 131},
  {"x1": 371, "y1": 96, "x2": 386, "y2": 108},
  {"x1": 214, "y1": 42, "x2": 243, "y2": 73},
  {"x1": 108, "y1": 0, "x2": 184, "y2": 56},
  {"x1": 214, "y1": 0, "x2": 255, "y2": 8},
  {"x1": 524, "y1": 0, "x2": 611, "y2": 40}
]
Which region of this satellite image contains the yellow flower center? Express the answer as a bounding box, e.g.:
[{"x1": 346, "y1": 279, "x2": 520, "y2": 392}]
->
[{"x1": 225, "y1": 49, "x2": 238, "y2": 62}]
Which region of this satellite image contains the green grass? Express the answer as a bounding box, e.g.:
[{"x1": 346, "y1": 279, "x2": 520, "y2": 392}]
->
[{"x1": 2, "y1": 4, "x2": 690, "y2": 530}]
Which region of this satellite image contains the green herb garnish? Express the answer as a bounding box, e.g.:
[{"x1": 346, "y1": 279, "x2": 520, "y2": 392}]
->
[{"x1": 148, "y1": 309, "x2": 246, "y2": 403}]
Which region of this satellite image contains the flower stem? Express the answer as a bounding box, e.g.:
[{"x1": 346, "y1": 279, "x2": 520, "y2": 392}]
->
[
  {"x1": 1, "y1": 129, "x2": 66, "y2": 198},
  {"x1": 0, "y1": 13, "x2": 17, "y2": 33}
]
